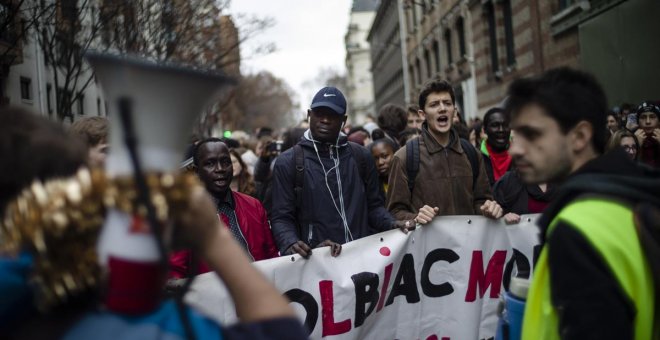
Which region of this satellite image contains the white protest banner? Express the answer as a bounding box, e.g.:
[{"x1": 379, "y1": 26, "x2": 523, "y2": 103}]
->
[{"x1": 186, "y1": 214, "x2": 541, "y2": 340}]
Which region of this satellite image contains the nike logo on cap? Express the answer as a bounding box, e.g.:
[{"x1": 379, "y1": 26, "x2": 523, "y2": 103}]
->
[{"x1": 323, "y1": 93, "x2": 336, "y2": 97}]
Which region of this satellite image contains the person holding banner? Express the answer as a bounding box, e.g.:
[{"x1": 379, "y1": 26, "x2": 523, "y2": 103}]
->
[
  {"x1": 505, "y1": 68, "x2": 660, "y2": 339},
  {"x1": 270, "y1": 87, "x2": 410, "y2": 258},
  {"x1": 386, "y1": 79, "x2": 503, "y2": 228}
]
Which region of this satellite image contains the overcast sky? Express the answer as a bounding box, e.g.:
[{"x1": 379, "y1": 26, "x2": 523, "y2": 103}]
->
[{"x1": 227, "y1": 0, "x2": 352, "y2": 117}]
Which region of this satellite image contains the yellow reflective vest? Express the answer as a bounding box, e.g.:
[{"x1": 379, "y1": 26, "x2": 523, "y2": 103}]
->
[{"x1": 522, "y1": 198, "x2": 655, "y2": 340}]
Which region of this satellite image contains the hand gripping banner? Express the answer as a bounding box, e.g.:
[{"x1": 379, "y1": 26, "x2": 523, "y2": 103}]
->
[{"x1": 186, "y1": 215, "x2": 541, "y2": 339}]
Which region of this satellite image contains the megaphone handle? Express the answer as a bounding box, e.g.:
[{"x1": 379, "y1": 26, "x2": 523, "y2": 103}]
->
[
  {"x1": 117, "y1": 97, "x2": 167, "y2": 266},
  {"x1": 117, "y1": 97, "x2": 197, "y2": 340}
]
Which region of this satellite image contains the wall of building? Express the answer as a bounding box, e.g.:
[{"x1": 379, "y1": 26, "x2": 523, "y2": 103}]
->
[
  {"x1": 470, "y1": 0, "x2": 581, "y2": 114},
  {"x1": 368, "y1": 0, "x2": 405, "y2": 114},
  {"x1": 5, "y1": 33, "x2": 106, "y2": 122},
  {"x1": 346, "y1": 10, "x2": 377, "y2": 124},
  {"x1": 402, "y1": 0, "x2": 479, "y2": 119}
]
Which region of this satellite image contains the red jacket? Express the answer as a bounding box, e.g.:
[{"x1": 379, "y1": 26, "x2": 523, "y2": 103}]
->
[{"x1": 169, "y1": 191, "x2": 279, "y2": 279}]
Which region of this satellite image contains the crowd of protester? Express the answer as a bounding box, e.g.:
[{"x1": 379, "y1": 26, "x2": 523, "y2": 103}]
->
[
  {"x1": 163, "y1": 81, "x2": 659, "y2": 266},
  {"x1": 1, "y1": 65, "x2": 659, "y2": 339}
]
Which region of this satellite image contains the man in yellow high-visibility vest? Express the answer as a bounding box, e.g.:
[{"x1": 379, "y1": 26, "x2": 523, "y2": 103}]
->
[{"x1": 505, "y1": 67, "x2": 659, "y2": 340}]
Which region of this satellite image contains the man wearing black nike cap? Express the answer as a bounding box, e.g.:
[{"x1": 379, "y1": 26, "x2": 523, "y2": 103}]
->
[{"x1": 270, "y1": 87, "x2": 406, "y2": 258}]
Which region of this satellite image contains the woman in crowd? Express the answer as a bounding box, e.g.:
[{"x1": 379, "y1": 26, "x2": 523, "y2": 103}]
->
[
  {"x1": 229, "y1": 148, "x2": 257, "y2": 197},
  {"x1": 606, "y1": 111, "x2": 620, "y2": 136},
  {"x1": 607, "y1": 129, "x2": 639, "y2": 161},
  {"x1": 369, "y1": 137, "x2": 398, "y2": 194}
]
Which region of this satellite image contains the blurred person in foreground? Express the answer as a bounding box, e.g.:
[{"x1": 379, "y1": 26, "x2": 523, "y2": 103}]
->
[
  {"x1": 69, "y1": 116, "x2": 109, "y2": 168},
  {"x1": 505, "y1": 68, "x2": 660, "y2": 339},
  {"x1": 0, "y1": 108, "x2": 305, "y2": 339}
]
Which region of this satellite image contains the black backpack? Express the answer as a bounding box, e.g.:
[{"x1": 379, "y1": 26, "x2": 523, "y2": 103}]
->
[{"x1": 405, "y1": 137, "x2": 480, "y2": 193}]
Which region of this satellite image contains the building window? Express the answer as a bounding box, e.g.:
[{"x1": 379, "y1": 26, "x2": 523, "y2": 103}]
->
[
  {"x1": 46, "y1": 83, "x2": 53, "y2": 114},
  {"x1": 433, "y1": 40, "x2": 441, "y2": 74},
  {"x1": 415, "y1": 58, "x2": 421, "y2": 85},
  {"x1": 485, "y1": 2, "x2": 499, "y2": 74},
  {"x1": 20, "y1": 77, "x2": 32, "y2": 100},
  {"x1": 502, "y1": 0, "x2": 516, "y2": 66},
  {"x1": 61, "y1": 0, "x2": 78, "y2": 23},
  {"x1": 444, "y1": 29, "x2": 452, "y2": 65},
  {"x1": 97, "y1": 97, "x2": 102, "y2": 116},
  {"x1": 424, "y1": 48, "x2": 432, "y2": 78},
  {"x1": 57, "y1": 87, "x2": 73, "y2": 113},
  {"x1": 77, "y1": 93, "x2": 84, "y2": 115},
  {"x1": 456, "y1": 17, "x2": 467, "y2": 59}
]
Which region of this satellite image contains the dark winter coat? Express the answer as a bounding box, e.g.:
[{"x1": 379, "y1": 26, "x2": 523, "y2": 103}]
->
[{"x1": 270, "y1": 131, "x2": 396, "y2": 253}]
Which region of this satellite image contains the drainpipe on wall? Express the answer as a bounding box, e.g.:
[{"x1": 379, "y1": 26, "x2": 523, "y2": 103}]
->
[{"x1": 398, "y1": 0, "x2": 411, "y2": 105}]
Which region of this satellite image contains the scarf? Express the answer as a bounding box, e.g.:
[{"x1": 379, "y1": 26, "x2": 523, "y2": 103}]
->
[{"x1": 486, "y1": 143, "x2": 512, "y2": 181}]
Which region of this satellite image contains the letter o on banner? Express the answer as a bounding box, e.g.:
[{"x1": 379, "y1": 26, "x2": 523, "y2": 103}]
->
[{"x1": 285, "y1": 288, "x2": 319, "y2": 335}]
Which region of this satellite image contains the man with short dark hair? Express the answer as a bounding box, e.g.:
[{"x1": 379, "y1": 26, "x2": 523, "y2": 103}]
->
[
  {"x1": 634, "y1": 102, "x2": 660, "y2": 167},
  {"x1": 377, "y1": 103, "x2": 407, "y2": 149},
  {"x1": 406, "y1": 105, "x2": 424, "y2": 129},
  {"x1": 271, "y1": 87, "x2": 406, "y2": 258},
  {"x1": 387, "y1": 79, "x2": 503, "y2": 226},
  {"x1": 169, "y1": 138, "x2": 278, "y2": 277},
  {"x1": 506, "y1": 68, "x2": 659, "y2": 339},
  {"x1": 480, "y1": 107, "x2": 513, "y2": 186}
]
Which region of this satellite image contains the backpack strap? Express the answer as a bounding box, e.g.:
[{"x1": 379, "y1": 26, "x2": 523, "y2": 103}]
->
[
  {"x1": 293, "y1": 144, "x2": 305, "y2": 238},
  {"x1": 348, "y1": 142, "x2": 367, "y2": 186},
  {"x1": 405, "y1": 137, "x2": 420, "y2": 193},
  {"x1": 460, "y1": 138, "x2": 479, "y2": 188},
  {"x1": 405, "y1": 137, "x2": 477, "y2": 193}
]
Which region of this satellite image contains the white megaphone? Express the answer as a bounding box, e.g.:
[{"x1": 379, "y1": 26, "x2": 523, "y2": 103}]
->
[{"x1": 86, "y1": 52, "x2": 234, "y2": 314}]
